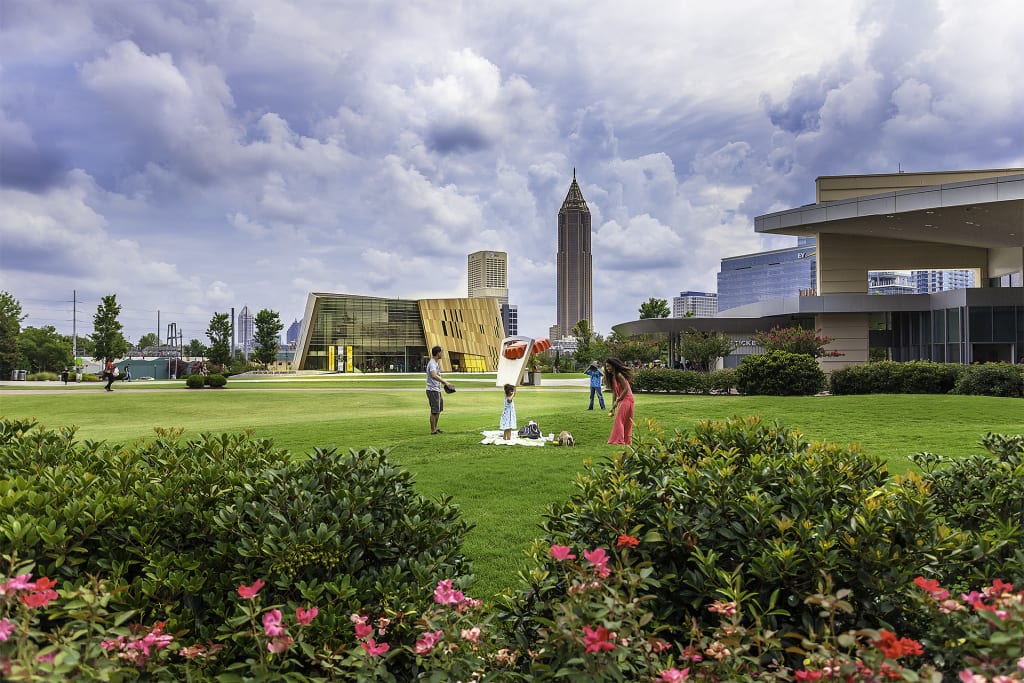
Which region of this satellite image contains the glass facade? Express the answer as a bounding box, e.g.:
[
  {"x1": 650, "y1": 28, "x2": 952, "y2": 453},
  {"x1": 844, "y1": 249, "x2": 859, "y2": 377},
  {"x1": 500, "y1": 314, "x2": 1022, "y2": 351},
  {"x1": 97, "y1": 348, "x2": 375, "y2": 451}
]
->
[
  {"x1": 301, "y1": 295, "x2": 427, "y2": 373},
  {"x1": 717, "y1": 245, "x2": 817, "y2": 312},
  {"x1": 875, "y1": 304, "x2": 1023, "y2": 364}
]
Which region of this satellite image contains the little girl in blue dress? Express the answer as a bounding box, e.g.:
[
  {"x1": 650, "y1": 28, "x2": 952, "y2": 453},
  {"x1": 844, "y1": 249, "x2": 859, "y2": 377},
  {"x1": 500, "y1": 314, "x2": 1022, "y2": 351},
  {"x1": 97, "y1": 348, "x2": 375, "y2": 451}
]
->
[{"x1": 500, "y1": 383, "x2": 517, "y2": 440}]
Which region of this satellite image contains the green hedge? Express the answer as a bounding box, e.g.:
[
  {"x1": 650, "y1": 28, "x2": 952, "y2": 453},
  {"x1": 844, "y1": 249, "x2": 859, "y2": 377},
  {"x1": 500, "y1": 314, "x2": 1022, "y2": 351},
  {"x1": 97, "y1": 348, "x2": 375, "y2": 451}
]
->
[
  {"x1": 736, "y1": 350, "x2": 825, "y2": 395},
  {"x1": 0, "y1": 419, "x2": 471, "y2": 674},
  {"x1": 830, "y1": 361, "x2": 964, "y2": 395},
  {"x1": 633, "y1": 367, "x2": 737, "y2": 394},
  {"x1": 953, "y1": 363, "x2": 1024, "y2": 397}
]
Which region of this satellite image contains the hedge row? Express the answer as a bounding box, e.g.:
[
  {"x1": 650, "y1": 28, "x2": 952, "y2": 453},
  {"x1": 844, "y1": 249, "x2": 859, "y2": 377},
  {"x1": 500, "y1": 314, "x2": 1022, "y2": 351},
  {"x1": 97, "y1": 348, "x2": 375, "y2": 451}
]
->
[{"x1": 830, "y1": 361, "x2": 1024, "y2": 397}]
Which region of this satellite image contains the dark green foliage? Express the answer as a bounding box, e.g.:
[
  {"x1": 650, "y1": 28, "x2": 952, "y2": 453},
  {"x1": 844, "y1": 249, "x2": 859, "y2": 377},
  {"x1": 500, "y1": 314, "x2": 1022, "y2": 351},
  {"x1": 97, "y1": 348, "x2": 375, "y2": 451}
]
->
[
  {"x1": 0, "y1": 419, "x2": 472, "y2": 673},
  {"x1": 736, "y1": 350, "x2": 825, "y2": 395},
  {"x1": 633, "y1": 367, "x2": 737, "y2": 394},
  {"x1": 911, "y1": 433, "x2": 1024, "y2": 586},
  {"x1": 92, "y1": 294, "x2": 129, "y2": 362},
  {"x1": 952, "y1": 363, "x2": 1024, "y2": 397},
  {"x1": 205, "y1": 373, "x2": 227, "y2": 387},
  {"x1": 185, "y1": 374, "x2": 205, "y2": 388},
  {"x1": 830, "y1": 361, "x2": 964, "y2": 395},
  {"x1": 501, "y1": 416, "x2": 1024, "y2": 667}
]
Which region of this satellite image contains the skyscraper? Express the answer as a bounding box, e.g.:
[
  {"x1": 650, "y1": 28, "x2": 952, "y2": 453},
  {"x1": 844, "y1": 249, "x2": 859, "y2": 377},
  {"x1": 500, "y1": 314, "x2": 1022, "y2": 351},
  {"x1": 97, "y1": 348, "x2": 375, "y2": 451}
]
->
[
  {"x1": 467, "y1": 251, "x2": 508, "y2": 303},
  {"x1": 555, "y1": 170, "x2": 592, "y2": 339}
]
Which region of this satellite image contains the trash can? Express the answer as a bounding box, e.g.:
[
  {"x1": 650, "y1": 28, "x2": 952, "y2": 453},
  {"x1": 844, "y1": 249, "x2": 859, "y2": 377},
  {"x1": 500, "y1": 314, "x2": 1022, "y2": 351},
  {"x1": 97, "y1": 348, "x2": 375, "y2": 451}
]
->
[
  {"x1": 9, "y1": 370, "x2": 16, "y2": 381},
  {"x1": 530, "y1": 371, "x2": 542, "y2": 386},
  {"x1": 16, "y1": 370, "x2": 28, "y2": 381}
]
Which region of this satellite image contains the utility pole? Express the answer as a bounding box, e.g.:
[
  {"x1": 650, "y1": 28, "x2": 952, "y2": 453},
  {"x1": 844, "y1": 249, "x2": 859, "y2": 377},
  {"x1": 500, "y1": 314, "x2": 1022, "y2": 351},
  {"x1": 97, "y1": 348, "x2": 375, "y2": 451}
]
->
[{"x1": 71, "y1": 290, "x2": 77, "y2": 359}]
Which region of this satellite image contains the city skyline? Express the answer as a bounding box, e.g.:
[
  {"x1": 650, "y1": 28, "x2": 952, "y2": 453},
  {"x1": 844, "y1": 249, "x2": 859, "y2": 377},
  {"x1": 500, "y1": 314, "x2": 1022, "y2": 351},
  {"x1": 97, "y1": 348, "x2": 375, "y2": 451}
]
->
[{"x1": 2, "y1": 1, "x2": 1022, "y2": 344}]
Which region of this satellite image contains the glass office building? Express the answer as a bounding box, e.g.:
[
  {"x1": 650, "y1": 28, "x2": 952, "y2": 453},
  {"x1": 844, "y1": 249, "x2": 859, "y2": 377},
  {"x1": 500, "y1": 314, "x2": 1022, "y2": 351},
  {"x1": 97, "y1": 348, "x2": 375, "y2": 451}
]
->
[{"x1": 717, "y1": 244, "x2": 817, "y2": 312}]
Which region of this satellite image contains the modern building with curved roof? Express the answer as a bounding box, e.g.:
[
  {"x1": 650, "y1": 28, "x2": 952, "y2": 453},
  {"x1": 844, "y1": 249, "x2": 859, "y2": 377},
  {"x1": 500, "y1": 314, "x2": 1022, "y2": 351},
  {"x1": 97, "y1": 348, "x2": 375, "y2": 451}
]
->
[{"x1": 614, "y1": 169, "x2": 1024, "y2": 370}]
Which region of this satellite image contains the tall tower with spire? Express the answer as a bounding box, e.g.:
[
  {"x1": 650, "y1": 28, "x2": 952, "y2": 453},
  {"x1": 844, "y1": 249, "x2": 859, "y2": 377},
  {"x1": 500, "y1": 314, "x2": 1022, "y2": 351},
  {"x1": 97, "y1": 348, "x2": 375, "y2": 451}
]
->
[{"x1": 554, "y1": 169, "x2": 592, "y2": 340}]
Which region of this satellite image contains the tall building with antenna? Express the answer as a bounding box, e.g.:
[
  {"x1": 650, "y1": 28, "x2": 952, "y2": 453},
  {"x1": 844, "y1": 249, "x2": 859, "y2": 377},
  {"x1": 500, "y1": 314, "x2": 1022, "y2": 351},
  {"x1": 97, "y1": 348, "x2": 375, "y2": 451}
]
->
[{"x1": 554, "y1": 169, "x2": 592, "y2": 339}]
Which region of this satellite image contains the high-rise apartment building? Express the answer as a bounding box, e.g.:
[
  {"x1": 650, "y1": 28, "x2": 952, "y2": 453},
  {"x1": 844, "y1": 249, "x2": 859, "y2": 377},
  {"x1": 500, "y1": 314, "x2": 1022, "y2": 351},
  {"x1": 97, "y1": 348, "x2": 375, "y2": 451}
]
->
[
  {"x1": 501, "y1": 303, "x2": 518, "y2": 336},
  {"x1": 236, "y1": 305, "x2": 254, "y2": 351},
  {"x1": 913, "y1": 269, "x2": 976, "y2": 293},
  {"x1": 868, "y1": 271, "x2": 916, "y2": 295},
  {"x1": 468, "y1": 250, "x2": 508, "y2": 303},
  {"x1": 672, "y1": 291, "x2": 718, "y2": 317},
  {"x1": 554, "y1": 170, "x2": 592, "y2": 339}
]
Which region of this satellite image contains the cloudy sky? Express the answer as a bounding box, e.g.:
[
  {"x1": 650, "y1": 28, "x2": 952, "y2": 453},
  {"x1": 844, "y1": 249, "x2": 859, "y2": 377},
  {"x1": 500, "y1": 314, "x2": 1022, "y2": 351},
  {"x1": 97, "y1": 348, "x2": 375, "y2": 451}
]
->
[{"x1": 2, "y1": 0, "x2": 1022, "y2": 346}]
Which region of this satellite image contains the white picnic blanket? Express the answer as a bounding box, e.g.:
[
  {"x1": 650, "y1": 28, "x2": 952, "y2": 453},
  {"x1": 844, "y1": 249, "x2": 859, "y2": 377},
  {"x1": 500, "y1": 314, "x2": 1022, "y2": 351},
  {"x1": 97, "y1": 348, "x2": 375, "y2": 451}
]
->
[{"x1": 479, "y1": 430, "x2": 550, "y2": 446}]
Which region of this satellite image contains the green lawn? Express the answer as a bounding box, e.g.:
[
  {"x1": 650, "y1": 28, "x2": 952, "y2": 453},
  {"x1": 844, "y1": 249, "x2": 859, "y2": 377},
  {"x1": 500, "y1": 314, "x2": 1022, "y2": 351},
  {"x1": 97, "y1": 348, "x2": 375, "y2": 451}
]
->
[{"x1": 2, "y1": 379, "x2": 1019, "y2": 598}]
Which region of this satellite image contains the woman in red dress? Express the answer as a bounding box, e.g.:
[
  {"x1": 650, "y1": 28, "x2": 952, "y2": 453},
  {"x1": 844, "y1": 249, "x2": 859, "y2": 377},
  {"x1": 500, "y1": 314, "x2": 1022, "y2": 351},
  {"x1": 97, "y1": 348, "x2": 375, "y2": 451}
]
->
[{"x1": 604, "y1": 358, "x2": 635, "y2": 445}]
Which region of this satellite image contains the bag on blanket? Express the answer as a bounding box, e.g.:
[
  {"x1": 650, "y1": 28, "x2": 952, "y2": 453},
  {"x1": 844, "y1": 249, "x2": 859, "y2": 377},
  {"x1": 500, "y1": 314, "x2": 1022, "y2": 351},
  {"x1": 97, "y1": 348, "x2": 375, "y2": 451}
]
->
[{"x1": 517, "y1": 421, "x2": 542, "y2": 439}]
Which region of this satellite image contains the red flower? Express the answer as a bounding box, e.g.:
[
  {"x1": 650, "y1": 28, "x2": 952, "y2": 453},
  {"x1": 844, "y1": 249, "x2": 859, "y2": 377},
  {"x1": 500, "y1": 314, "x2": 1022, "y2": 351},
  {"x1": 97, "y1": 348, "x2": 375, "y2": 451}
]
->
[
  {"x1": 237, "y1": 579, "x2": 265, "y2": 600},
  {"x1": 582, "y1": 625, "x2": 616, "y2": 653},
  {"x1": 913, "y1": 576, "x2": 949, "y2": 600},
  {"x1": 876, "y1": 630, "x2": 923, "y2": 659},
  {"x1": 360, "y1": 638, "x2": 390, "y2": 657},
  {"x1": 616, "y1": 535, "x2": 640, "y2": 547}
]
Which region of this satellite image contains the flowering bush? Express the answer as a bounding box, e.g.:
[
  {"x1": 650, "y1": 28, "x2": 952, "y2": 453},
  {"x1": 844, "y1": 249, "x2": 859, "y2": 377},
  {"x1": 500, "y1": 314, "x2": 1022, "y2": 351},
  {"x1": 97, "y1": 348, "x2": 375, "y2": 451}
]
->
[{"x1": 752, "y1": 325, "x2": 842, "y2": 358}]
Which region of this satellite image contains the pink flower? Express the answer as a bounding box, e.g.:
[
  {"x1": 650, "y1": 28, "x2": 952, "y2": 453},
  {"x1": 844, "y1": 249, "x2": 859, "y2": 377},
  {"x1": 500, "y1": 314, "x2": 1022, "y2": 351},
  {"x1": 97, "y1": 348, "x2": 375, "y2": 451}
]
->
[
  {"x1": 350, "y1": 613, "x2": 368, "y2": 624},
  {"x1": 414, "y1": 630, "x2": 444, "y2": 655},
  {"x1": 550, "y1": 545, "x2": 577, "y2": 561},
  {"x1": 295, "y1": 606, "x2": 318, "y2": 626},
  {"x1": 237, "y1": 579, "x2": 265, "y2": 600},
  {"x1": 1018, "y1": 656, "x2": 1024, "y2": 671},
  {"x1": 377, "y1": 617, "x2": 390, "y2": 635},
  {"x1": 460, "y1": 626, "x2": 481, "y2": 643},
  {"x1": 959, "y1": 671, "x2": 986, "y2": 683},
  {"x1": 360, "y1": 638, "x2": 390, "y2": 657},
  {"x1": 707, "y1": 600, "x2": 737, "y2": 617},
  {"x1": 583, "y1": 548, "x2": 611, "y2": 577},
  {"x1": 267, "y1": 636, "x2": 293, "y2": 654},
  {"x1": 616, "y1": 535, "x2": 640, "y2": 547},
  {"x1": 354, "y1": 622, "x2": 374, "y2": 639},
  {"x1": 262, "y1": 609, "x2": 286, "y2": 637},
  {"x1": 582, "y1": 625, "x2": 616, "y2": 653},
  {"x1": 794, "y1": 671, "x2": 823, "y2": 681},
  {"x1": 433, "y1": 579, "x2": 465, "y2": 605},
  {"x1": 1, "y1": 574, "x2": 35, "y2": 594},
  {"x1": 658, "y1": 668, "x2": 690, "y2": 682},
  {"x1": 0, "y1": 618, "x2": 14, "y2": 642},
  {"x1": 36, "y1": 652, "x2": 56, "y2": 664}
]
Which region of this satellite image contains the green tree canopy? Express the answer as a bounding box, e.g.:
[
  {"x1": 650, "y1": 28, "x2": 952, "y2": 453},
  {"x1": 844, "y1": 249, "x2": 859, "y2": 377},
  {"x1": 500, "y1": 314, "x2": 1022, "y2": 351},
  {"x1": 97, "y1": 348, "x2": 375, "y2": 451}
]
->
[
  {"x1": 638, "y1": 297, "x2": 670, "y2": 319},
  {"x1": 184, "y1": 338, "x2": 208, "y2": 358},
  {"x1": 92, "y1": 294, "x2": 129, "y2": 361},
  {"x1": 253, "y1": 309, "x2": 283, "y2": 368},
  {"x1": 18, "y1": 326, "x2": 72, "y2": 373},
  {"x1": 0, "y1": 291, "x2": 26, "y2": 377},
  {"x1": 679, "y1": 329, "x2": 737, "y2": 372},
  {"x1": 135, "y1": 333, "x2": 160, "y2": 351},
  {"x1": 206, "y1": 313, "x2": 232, "y2": 368},
  {"x1": 609, "y1": 334, "x2": 662, "y2": 365}
]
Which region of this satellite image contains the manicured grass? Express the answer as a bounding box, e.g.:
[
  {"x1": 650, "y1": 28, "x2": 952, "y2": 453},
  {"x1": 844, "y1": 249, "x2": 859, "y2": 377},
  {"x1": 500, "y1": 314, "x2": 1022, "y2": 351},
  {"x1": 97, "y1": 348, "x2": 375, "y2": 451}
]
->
[{"x1": 3, "y1": 379, "x2": 1019, "y2": 598}]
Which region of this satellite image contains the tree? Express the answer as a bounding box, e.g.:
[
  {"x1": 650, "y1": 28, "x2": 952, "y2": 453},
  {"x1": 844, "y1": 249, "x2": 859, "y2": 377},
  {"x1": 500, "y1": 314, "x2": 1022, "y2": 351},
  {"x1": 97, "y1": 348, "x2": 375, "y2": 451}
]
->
[
  {"x1": 752, "y1": 326, "x2": 842, "y2": 358},
  {"x1": 638, "y1": 297, "x2": 670, "y2": 319},
  {"x1": 679, "y1": 329, "x2": 737, "y2": 372},
  {"x1": 17, "y1": 326, "x2": 72, "y2": 372},
  {"x1": 0, "y1": 291, "x2": 26, "y2": 377},
  {"x1": 570, "y1": 319, "x2": 594, "y2": 370},
  {"x1": 609, "y1": 334, "x2": 662, "y2": 365},
  {"x1": 206, "y1": 312, "x2": 232, "y2": 368},
  {"x1": 253, "y1": 309, "x2": 283, "y2": 369},
  {"x1": 184, "y1": 338, "x2": 208, "y2": 358},
  {"x1": 136, "y1": 333, "x2": 160, "y2": 351},
  {"x1": 92, "y1": 294, "x2": 129, "y2": 361}
]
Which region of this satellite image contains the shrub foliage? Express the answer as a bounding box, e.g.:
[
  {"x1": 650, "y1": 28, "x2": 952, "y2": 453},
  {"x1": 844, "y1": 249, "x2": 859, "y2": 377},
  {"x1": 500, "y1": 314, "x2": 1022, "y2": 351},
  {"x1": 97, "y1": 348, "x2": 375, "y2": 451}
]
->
[
  {"x1": 0, "y1": 418, "x2": 471, "y2": 675},
  {"x1": 736, "y1": 350, "x2": 825, "y2": 395}
]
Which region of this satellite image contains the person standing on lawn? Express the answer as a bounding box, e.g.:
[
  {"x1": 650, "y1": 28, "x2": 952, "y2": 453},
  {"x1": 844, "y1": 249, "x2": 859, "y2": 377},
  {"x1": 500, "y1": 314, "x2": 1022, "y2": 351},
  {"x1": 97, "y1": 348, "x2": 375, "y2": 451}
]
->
[
  {"x1": 500, "y1": 383, "x2": 517, "y2": 440},
  {"x1": 604, "y1": 357, "x2": 635, "y2": 445},
  {"x1": 584, "y1": 360, "x2": 606, "y2": 410},
  {"x1": 426, "y1": 345, "x2": 453, "y2": 434}
]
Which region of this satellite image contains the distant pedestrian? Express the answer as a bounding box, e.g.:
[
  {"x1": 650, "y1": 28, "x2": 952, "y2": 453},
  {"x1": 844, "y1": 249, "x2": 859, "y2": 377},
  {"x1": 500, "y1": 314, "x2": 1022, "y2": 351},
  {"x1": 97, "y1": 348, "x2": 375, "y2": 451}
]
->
[
  {"x1": 426, "y1": 345, "x2": 453, "y2": 434},
  {"x1": 103, "y1": 359, "x2": 116, "y2": 392},
  {"x1": 584, "y1": 360, "x2": 606, "y2": 410},
  {"x1": 604, "y1": 358, "x2": 635, "y2": 445},
  {"x1": 500, "y1": 383, "x2": 517, "y2": 440},
  {"x1": 124, "y1": 364, "x2": 132, "y2": 382}
]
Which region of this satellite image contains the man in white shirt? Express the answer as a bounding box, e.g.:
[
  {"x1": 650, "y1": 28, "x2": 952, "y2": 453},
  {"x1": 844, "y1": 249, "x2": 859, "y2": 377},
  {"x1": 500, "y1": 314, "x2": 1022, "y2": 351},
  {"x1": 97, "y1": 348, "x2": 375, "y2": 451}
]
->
[{"x1": 426, "y1": 345, "x2": 453, "y2": 434}]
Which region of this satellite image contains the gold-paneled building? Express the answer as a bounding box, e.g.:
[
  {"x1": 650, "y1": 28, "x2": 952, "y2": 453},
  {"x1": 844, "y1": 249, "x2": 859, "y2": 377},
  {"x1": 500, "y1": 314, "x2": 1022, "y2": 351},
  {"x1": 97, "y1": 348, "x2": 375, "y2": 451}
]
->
[{"x1": 293, "y1": 293, "x2": 504, "y2": 373}]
